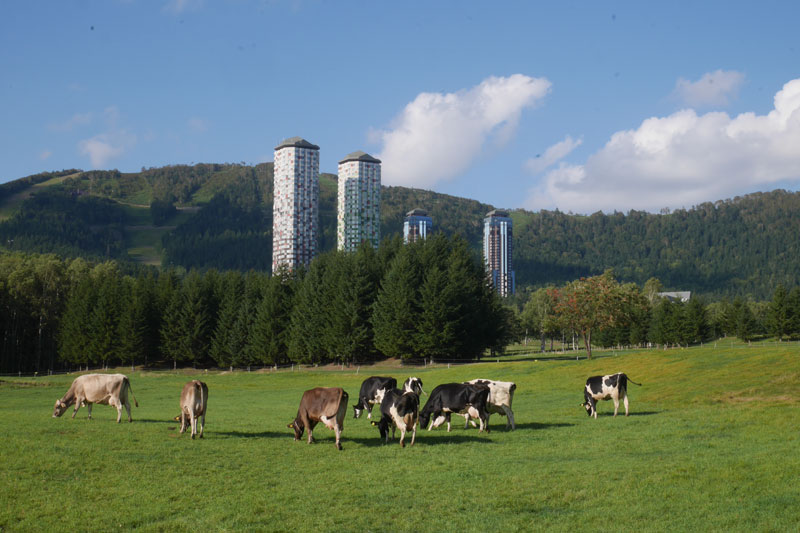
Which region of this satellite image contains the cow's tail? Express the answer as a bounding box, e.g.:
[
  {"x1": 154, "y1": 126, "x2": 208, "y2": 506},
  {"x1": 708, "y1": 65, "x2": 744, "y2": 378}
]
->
[
  {"x1": 196, "y1": 381, "x2": 204, "y2": 413},
  {"x1": 125, "y1": 377, "x2": 139, "y2": 407},
  {"x1": 626, "y1": 375, "x2": 642, "y2": 387}
]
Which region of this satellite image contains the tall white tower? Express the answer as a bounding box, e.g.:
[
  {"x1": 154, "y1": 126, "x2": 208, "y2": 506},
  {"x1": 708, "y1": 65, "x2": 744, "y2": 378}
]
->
[
  {"x1": 483, "y1": 209, "x2": 515, "y2": 296},
  {"x1": 337, "y1": 151, "x2": 381, "y2": 252},
  {"x1": 272, "y1": 137, "x2": 320, "y2": 272}
]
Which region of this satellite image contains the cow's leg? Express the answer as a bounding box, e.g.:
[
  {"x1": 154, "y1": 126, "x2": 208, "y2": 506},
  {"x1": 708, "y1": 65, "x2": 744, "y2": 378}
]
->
[
  {"x1": 72, "y1": 397, "x2": 82, "y2": 419},
  {"x1": 305, "y1": 418, "x2": 317, "y2": 444},
  {"x1": 334, "y1": 421, "x2": 342, "y2": 450},
  {"x1": 180, "y1": 411, "x2": 187, "y2": 434},
  {"x1": 86, "y1": 402, "x2": 92, "y2": 420},
  {"x1": 124, "y1": 398, "x2": 132, "y2": 423},
  {"x1": 190, "y1": 412, "x2": 197, "y2": 439},
  {"x1": 199, "y1": 411, "x2": 205, "y2": 438},
  {"x1": 399, "y1": 426, "x2": 406, "y2": 448},
  {"x1": 410, "y1": 422, "x2": 416, "y2": 446},
  {"x1": 366, "y1": 403, "x2": 373, "y2": 420},
  {"x1": 464, "y1": 413, "x2": 470, "y2": 429},
  {"x1": 502, "y1": 405, "x2": 515, "y2": 430},
  {"x1": 613, "y1": 395, "x2": 620, "y2": 417},
  {"x1": 446, "y1": 413, "x2": 452, "y2": 432},
  {"x1": 623, "y1": 391, "x2": 629, "y2": 416}
]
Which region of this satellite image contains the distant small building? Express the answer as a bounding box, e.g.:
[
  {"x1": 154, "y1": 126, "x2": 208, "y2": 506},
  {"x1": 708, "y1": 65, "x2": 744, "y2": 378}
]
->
[
  {"x1": 658, "y1": 291, "x2": 691, "y2": 302},
  {"x1": 403, "y1": 208, "x2": 432, "y2": 244}
]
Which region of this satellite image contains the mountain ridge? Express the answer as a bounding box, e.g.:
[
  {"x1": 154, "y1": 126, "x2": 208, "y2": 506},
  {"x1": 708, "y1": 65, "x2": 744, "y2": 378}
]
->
[{"x1": 0, "y1": 164, "x2": 797, "y2": 299}]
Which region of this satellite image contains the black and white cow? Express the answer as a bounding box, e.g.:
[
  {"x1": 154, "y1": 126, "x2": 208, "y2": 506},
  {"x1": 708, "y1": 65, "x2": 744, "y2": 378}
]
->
[
  {"x1": 462, "y1": 379, "x2": 516, "y2": 430},
  {"x1": 581, "y1": 373, "x2": 642, "y2": 418},
  {"x1": 353, "y1": 376, "x2": 397, "y2": 419},
  {"x1": 373, "y1": 388, "x2": 419, "y2": 447},
  {"x1": 419, "y1": 383, "x2": 490, "y2": 433},
  {"x1": 402, "y1": 377, "x2": 424, "y2": 396}
]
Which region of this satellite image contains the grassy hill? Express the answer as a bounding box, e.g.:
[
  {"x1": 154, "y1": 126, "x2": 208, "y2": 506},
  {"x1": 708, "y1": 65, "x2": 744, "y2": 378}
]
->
[
  {"x1": 1, "y1": 165, "x2": 799, "y2": 298},
  {"x1": 1, "y1": 341, "x2": 798, "y2": 530}
]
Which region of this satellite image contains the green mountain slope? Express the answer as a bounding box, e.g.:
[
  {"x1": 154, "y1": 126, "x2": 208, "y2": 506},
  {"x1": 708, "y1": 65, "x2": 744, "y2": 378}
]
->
[{"x1": 0, "y1": 164, "x2": 798, "y2": 299}]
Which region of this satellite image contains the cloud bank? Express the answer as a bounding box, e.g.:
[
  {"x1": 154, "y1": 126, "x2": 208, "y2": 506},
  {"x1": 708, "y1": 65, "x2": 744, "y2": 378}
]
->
[
  {"x1": 376, "y1": 74, "x2": 551, "y2": 188},
  {"x1": 672, "y1": 69, "x2": 745, "y2": 108},
  {"x1": 529, "y1": 78, "x2": 800, "y2": 214}
]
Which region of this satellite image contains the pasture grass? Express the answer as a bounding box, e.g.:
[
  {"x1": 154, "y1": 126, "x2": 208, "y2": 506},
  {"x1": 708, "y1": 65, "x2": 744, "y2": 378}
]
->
[{"x1": 1, "y1": 343, "x2": 798, "y2": 531}]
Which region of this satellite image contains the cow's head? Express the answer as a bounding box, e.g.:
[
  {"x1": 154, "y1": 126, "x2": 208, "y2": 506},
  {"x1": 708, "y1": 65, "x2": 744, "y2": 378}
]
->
[
  {"x1": 418, "y1": 410, "x2": 430, "y2": 430},
  {"x1": 52, "y1": 399, "x2": 68, "y2": 418},
  {"x1": 352, "y1": 404, "x2": 363, "y2": 419},
  {"x1": 287, "y1": 419, "x2": 304, "y2": 440},
  {"x1": 581, "y1": 392, "x2": 596, "y2": 417},
  {"x1": 404, "y1": 377, "x2": 425, "y2": 396}
]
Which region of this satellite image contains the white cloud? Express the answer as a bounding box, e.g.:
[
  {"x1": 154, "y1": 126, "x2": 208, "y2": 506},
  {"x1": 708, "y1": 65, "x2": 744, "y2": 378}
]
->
[
  {"x1": 525, "y1": 135, "x2": 582, "y2": 174},
  {"x1": 673, "y1": 69, "x2": 745, "y2": 108},
  {"x1": 47, "y1": 112, "x2": 93, "y2": 132},
  {"x1": 528, "y1": 78, "x2": 800, "y2": 214},
  {"x1": 76, "y1": 106, "x2": 136, "y2": 169},
  {"x1": 376, "y1": 74, "x2": 551, "y2": 188},
  {"x1": 79, "y1": 136, "x2": 125, "y2": 169},
  {"x1": 39, "y1": 150, "x2": 52, "y2": 161}
]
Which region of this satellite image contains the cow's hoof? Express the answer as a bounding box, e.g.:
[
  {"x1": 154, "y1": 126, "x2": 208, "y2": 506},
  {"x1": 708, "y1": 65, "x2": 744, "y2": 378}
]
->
[{"x1": 336, "y1": 443, "x2": 342, "y2": 451}]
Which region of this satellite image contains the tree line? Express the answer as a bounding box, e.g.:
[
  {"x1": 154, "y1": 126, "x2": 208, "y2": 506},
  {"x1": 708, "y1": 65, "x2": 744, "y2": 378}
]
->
[
  {"x1": 520, "y1": 273, "x2": 800, "y2": 357},
  {"x1": 0, "y1": 234, "x2": 512, "y2": 374}
]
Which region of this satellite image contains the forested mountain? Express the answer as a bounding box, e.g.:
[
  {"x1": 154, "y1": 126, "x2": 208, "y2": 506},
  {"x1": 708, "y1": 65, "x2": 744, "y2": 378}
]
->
[{"x1": 1, "y1": 163, "x2": 799, "y2": 299}]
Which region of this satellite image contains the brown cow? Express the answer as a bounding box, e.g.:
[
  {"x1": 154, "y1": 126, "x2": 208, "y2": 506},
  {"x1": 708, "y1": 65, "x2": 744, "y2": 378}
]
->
[
  {"x1": 288, "y1": 387, "x2": 349, "y2": 450},
  {"x1": 179, "y1": 380, "x2": 208, "y2": 439},
  {"x1": 53, "y1": 373, "x2": 139, "y2": 423}
]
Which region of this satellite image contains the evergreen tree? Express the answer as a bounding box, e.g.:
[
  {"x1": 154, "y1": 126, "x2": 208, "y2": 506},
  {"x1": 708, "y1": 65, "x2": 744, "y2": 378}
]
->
[
  {"x1": 372, "y1": 244, "x2": 422, "y2": 360},
  {"x1": 250, "y1": 268, "x2": 295, "y2": 365},
  {"x1": 58, "y1": 276, "x2": 95, "y2": 367},
  {"x1": 768, "y1": 285, "x2": 791, "y2": 340},
  {"x1": 210, "y1": 272, "x2": 244, "y2": 367},
  {"x1": 88, "y1": 273, "x2": 121, "y2": 368},
  {"x1": 116, "y1": 276, "x2": 146, "y2": 368}
]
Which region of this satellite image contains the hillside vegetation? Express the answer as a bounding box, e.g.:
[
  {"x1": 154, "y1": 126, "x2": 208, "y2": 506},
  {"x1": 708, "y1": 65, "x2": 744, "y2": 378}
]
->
[
  {"x1": 1, "y1": 164, "x2": 799, "y2": 298},
  {"x1": 1, "y1": 342, "x2": 798, "y2": 531}
]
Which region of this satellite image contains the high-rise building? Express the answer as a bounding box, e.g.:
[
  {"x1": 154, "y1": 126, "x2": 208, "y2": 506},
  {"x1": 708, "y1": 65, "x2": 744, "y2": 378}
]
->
[
  {"x1": 403, "y1": 208, "x2": 432, "y2": 244},
  {"x1": 272, "y1": 136, "x2": 320, "y2": 272},
  {"x1": 484, "y1": 209, "x2": 515, "y2": 296},
  {"x1": 337, "y1": 151, "x2": 381, "y2": 252}
]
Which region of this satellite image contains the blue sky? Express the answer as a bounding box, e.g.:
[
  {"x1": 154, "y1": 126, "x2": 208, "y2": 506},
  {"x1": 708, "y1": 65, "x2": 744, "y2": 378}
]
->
[{"x1": 2, "y1": 1, "x2": 799, "y2": 214}]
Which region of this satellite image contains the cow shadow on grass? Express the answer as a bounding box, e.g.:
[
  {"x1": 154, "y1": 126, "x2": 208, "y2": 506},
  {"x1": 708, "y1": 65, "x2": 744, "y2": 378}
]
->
[
  {"x1": 134, "y1": 418, "x2": 177, "y2": 424},
  {"x1": 591, "y1": 410, "x2": 660, "y2": 418},
  {"x1": 214, "y1": 430, "x2": 289, "y2": 439},
  {"x1": 514, "y1": 421, "x2": 575, "y2": 431}
]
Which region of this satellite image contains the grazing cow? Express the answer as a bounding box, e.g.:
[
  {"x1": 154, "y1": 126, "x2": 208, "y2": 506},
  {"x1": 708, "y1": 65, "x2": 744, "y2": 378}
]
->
[
  {"x1": 581, "y1": 373, "x2": 642, "y2": 418},
  {"x1": 179, "y1": 380, "x2": 208, "y2": 439},
  {"x1": 419, "y1": 383, "x2": 490, "y2": 433},
  {"x1": 373, "y1": 388, "x2": 419, "y2": 447},
  {"x1": 402, "y1": 377, "x2": 425, "y2": 396},
  {"x1": 53, "y1": 373, "x2": 139, "y2": 423},
  {"x1": 353, "y1": 376, "x2": 397, "y2": 419},
  {"x1": 462, "y1": 379, "x2": 517, "y2": 430},
  {"x1": 289, "y1": 387, "x2": 349, "y2": 450}
]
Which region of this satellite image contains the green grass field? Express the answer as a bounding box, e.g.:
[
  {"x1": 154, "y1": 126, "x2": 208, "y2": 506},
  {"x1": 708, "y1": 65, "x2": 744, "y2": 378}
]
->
[{"x1": 1, "y1": 342, "x2": 798, "y2": 532}]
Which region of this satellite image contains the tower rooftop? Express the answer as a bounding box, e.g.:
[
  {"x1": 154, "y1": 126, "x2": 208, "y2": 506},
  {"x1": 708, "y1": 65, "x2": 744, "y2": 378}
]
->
[
  {"x1": 275, "y1": 137, "x2": 320, "y2": 151},
  {"x1": 339, "y1": 150, "x2": 381, "y2": 164}
]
